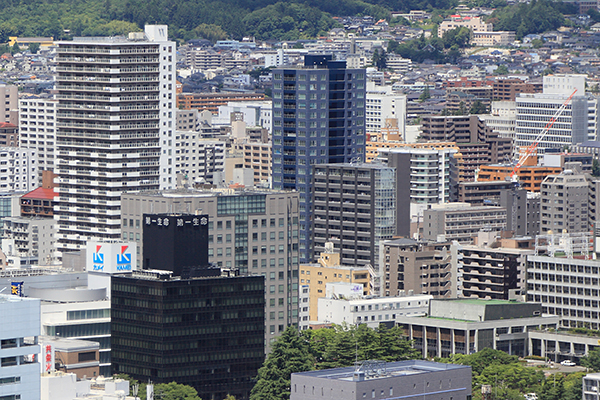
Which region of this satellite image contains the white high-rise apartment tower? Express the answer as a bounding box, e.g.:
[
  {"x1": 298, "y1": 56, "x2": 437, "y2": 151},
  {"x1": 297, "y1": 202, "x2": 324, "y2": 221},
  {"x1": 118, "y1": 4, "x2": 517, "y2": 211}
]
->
[{"x1": 54, "y1": 25, "x2": 176, "y2": 255}]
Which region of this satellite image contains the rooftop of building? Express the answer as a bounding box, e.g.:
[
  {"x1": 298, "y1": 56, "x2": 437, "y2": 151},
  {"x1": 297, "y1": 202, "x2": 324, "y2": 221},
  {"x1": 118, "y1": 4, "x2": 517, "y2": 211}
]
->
[
  {"x1": 0, "y1": 293, "x2": 39, "y2": 303},
  {"x1": 314, "y1": 162, "x2": 391, "y2": 170},
  {"x1": 293, "y1": 360, "x2": 470, "y2": 381},
  {"x1": 428, "y1": 202, "x2": 505, "y2": 211},
  {"x1": 124, "y1": 188, "x2": 293, "y2": 198},
  {"x1": 299, "y1": 263, "x2": 370, "y2": 271},
  {"x1": 577, "y1": 140, "x2": 600, "y2": 148},
  {"x1": 0, "y1": 122, "x2": 16, "y2": 128},
  {"x1": 384, "y1": 238, "x2": 419, "y2": 246},
  {"x1": 328, "y1": 294, "x2": 433, "y2": 304},
  {"x1": 39, "y1": 336, "x2": 100, "y2": 352},
  {"x1": 21, "y1": 187, "x2": 56, "y2": 201},
  {"x1": 439, "y1": 298, "x2": 519, "y2": 305}
]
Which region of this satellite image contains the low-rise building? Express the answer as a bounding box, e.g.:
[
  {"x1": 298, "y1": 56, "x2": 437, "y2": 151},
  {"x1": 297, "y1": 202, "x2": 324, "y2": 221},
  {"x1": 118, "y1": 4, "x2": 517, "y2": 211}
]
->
[
  {"x1": 472, "y1": 31, "x2": 515, "y2": 46},
  {"x1": 299, "y1": 246, "x2": 374, "y2": 325},
  {"x1": 40, "y1": 337, "x2": 99, "y2": 380},
  {"x1": 290, "y1": 360, "x2": 472, "y2": 400},
  {"x1": 583, "y1": 373, "x2": 600, "y2": 400},
  {"x1": 318, "y1": 293, "x2": 432, "y2": 328},
  {"x1": 399, "y1": 299, "x2": 560, "y2": 358}
]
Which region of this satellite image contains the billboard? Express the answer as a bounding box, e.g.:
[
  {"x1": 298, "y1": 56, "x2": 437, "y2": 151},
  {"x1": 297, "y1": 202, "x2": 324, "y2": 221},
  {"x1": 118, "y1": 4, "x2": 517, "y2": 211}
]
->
[
  {"x1": 41, "y1": 343, "x2": 54, "y2": 374},
  {"x1": 86, "y1": 242, "x2": 137, "y2": 274}
]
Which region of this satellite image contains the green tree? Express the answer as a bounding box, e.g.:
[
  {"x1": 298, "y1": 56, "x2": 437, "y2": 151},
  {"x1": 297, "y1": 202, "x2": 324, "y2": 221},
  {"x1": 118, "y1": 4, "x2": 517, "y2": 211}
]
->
[
  {"x1": 442, "y1": 26, "x2": 471, "y2": 49},
  {"x1": 10, "y1": 42, "x2": 20, "y2": 55},
  {"x1": 154, "y1": 382, "x2": 202, "y2": 400},
  {"x1": 250, "y1": 326, "x2": 313, "y2": 400},
  {"x1": 495, "y1": 64, "x2": 509, "y2": 75},
  {"x1": 445, "y1": 348, "x2": 518, "y2": 375},
  {"x1": 592, "y1": 159, "x2": 600, "y2": 178},
  {"x1": 419, "y1": 86, "x2": 431, "y2": 102},
  {"x1": 531, "y1": 39, "x2": 544, "y2": 48},
  {"x1": 377, "y1": 325, "x2": 421, "y2": 362},
  {"x1": 539, "y1": 374, "x2": 565, "y2": 400},
  {"x1": 193, "y1": 24, "x2": 228, "y2": 42},
  {"x1": 563, "y1": 372, "x2": 585, "y2": 400},
  {"x1": 469, "y1": 100, "x2": 488, "y2": 114},
  {"x1": 588, "y1": 8, "x2": 600, "y2": 23},
  {"x1": 455, "y1": 101, "x2": 467, "y2": 116},
  {"x1": 581, "y1": 348, "x2": 600, "y2": 371},
  {"x1": 372, "y1": 49, "x2": 387, "y2": 70},
  {"x1": 28, "y1": 43, "x2": 40, "y2": 54}
]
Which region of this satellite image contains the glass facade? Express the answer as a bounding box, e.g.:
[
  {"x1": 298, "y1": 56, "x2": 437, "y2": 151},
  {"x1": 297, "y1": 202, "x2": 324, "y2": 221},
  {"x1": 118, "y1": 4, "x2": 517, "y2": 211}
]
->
[
  {"x1": 272, "y1": 55, "x2": 366, "y2": 262},
  {"x1": 111, "y1": 274, "x2": 265, "y2": 400}
]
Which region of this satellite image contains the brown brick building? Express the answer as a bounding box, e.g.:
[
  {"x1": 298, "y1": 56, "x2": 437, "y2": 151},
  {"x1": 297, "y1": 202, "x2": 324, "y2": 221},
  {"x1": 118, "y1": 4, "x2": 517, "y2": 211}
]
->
[
  {"x1": 176, "y1": 92, "x2": 266, "y2": 113},
  {"x1": 420, "y1": 115, "x2": 513, "y2": 182},
  {"x1": 493, "y1": 78, "x2": 542, "y2": 101}
]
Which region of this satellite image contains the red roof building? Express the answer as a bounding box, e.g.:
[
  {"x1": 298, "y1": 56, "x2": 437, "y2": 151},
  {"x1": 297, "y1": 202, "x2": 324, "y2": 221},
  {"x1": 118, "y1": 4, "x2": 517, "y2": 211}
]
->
[
  {"x1": 20, "y1": 171, "x2": 56, "y2": 217},
  {"x1": 0, "y1": 122, "x2": 18, "y2": 147}
]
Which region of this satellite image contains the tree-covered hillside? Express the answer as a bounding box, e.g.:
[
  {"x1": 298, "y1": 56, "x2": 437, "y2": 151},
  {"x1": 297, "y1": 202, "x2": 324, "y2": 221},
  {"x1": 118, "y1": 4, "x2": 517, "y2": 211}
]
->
[
  {"x1": 0, "y1": 0, "x2": 458, "y2": 42},
  {"x1": 0, "y1": 0, "x2": 580, "y2": 43}
]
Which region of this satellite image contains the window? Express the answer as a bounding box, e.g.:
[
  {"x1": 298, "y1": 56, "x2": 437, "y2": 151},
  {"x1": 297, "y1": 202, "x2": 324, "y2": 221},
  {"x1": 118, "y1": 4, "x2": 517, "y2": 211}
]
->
[{"x1": 78, "y1": 352, "x2": 96, "y2": 362}]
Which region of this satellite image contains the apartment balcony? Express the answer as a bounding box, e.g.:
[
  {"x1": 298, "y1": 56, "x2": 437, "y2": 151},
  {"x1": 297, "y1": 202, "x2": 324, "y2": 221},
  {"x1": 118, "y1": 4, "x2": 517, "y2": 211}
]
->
[
  {"x1": 58, "y1": 47, "x2": 158, "y2": 55},
  {"x1": 57, "y1": 84, "x2": 159, "y2": 92},
  {"x1": 57, "y1": 112, "x2": 159, "y2": 121},
  {"x1": 56, "y1": 66, "x2": 159, "y2": 74},
  {"x1": 56, "y1": 56, "x2": 159, "y2": 64},
  {"x1": 58, "y1": 75, "x2": 159, "y2": 84}
]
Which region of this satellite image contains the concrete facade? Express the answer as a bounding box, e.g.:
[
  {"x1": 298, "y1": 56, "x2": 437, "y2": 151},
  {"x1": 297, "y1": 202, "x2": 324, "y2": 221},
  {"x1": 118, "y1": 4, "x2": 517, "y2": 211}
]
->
[
  {"x1": 291, "y1": 360, "x2": 471, "y2": 400},
  {"x1": 0, "y1": 294, "x2": 41, "y2": 400}
]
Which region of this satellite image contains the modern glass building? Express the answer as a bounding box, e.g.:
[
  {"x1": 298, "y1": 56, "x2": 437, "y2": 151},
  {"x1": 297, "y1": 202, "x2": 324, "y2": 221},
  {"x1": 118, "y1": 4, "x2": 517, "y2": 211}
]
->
[
  {"x1": 111, "y1": 271, "x2": 265, "y2": 400},
  {"x1": 271, "y1": 55, "x2": 366, "y2": 262}
]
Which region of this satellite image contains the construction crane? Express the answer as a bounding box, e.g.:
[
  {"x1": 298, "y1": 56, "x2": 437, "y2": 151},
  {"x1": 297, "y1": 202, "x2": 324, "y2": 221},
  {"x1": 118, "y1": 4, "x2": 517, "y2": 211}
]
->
[{"x1": 509, "y1": 88, "x2": 578, "y2": 180}]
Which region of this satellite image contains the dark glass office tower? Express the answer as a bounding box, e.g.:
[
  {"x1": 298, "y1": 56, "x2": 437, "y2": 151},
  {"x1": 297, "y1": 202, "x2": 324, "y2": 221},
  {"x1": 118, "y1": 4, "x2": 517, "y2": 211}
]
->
[
  {"x1": 271, "y1": 55, "x2": 366, "y2": 262},
  {"x1": 111, "y1": 271, "x2": 265, "y2": 400}
]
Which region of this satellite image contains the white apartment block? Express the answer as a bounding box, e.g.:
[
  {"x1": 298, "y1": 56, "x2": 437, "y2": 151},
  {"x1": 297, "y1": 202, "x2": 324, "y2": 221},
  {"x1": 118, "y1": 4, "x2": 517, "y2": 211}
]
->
[
  {"x1": 0, "y1": 84, "x2": 18, "y2": 125},
  {"x1": 527, "y1": 255, "x2": 600, "y2": 329},
  {"x1": 480, "y1": 102, "x2": 517, "y2": 141},
  {"x1": 19, "y1": 96, "x2": 57, "y2": 183},
  {"x1": 264, "y1": 49, "x2": 288, "y2": 68},
  {"x1": 215, "y1": 101, "x2": 273, "y2": 133},
  {"x1": 366, "y1": 84, "x2": 407, "y2": 138},
  {"x1": 175, "y1": 132, "x2": 226, "y2": 185},
  {"x1": 386, "y1": 55, "x2": 412, "y2": 73},
  {"x1": 438, "y1": 16, "x2": 493, "y2": 38},
  {"x1": 54, "y1": 25, "x2": 176, "y2": 255},
  {"x1": 515, "y1": 74, "x2": 596, "y2": 152},
  {"x1": 0, "y1": 294, "x2": 41, "y2": 400},
  {"x1": 0, "y1": 147, "x2": 37, "y2": 193},
  {"x1": 318, "y1": 294, "x2": 432, "y2": 328},
  {"x1": 471, "y1": 31, "x2": 515, "y2": 46},
  {"x1": 2, "y1": 216, "x2": 55, "y2": 267}
]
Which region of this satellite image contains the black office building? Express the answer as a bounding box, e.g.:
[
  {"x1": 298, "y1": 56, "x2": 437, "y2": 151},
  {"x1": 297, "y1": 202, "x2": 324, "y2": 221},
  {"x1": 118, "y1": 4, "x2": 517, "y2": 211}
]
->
[
  {"x1": 142, "y1": 213, "x2": 210, "y2": 276},
  {"x1": 111, "y1": 270, "x2": 265, "y2": 400}
]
